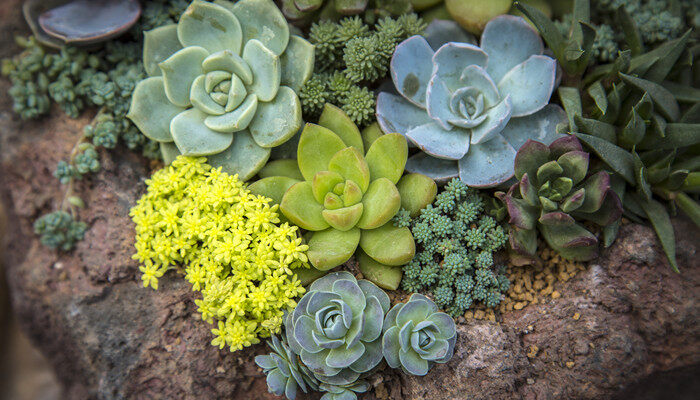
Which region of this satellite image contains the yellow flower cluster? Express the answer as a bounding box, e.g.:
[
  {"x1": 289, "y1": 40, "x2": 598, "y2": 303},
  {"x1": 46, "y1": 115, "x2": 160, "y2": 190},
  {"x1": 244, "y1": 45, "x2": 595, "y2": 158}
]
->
[{"x1": 130, "y1": 156, "x2": 308, "y2": 351}]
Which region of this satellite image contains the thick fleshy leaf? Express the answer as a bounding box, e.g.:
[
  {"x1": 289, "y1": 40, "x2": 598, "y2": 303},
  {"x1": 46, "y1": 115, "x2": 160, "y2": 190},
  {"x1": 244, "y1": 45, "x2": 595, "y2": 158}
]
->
[
  {"x1": 298, "y1": 124, "x2": 347, "y2": 182},
  {"x1": 307, "y1": 228, "x2": 361, "y2": 270},
  {"x1": 432, "y1": 42, "x2": 488, "y2": 92},
  {"x1": 423, "y1": 20, "x2": 476, "y2": 50},
  {"x1": 309, "y1": 271, "x2": 357, "y2": 292},
  {"x1": 575, "y1": 133, "x2": 635, "y2": 184},
  {"x1": 228, "y1": 0, "x2": 289, "y2": 56},
  {"x1": 349, "y1": 337, "x2": 383, "y2": 373},
  {"x1": 248, "y1": 86, "x2": 301, "y2": 147},
  {"x1": 500, "y1": 105, "x2": 567, "y2": 150},
  {"x1": 322, "y1": 203, "x2": 363, "y2": 231},
  {"x1": 577, "y1": 172, "x2": 611, "y2": 213},
  {"x1": 376, "y1": 92, "x2": 435, "y2": 136},
  {"x1": 459, "y1": 65, "x2": 500, "y2": 106},
  {"x1": 202, "y1": 50, "x2": 253, "y2": 85},
  {"x1": 318, "y1": 104, "x2": 364, "y2": 152},
  {"x1": 258, "y1": 159, "x2": 302, "y2": 180},
  {"x1": 266, "y1": 369, "x2": 287, "y2": 395},
  {"x1": 390, "y1": 35, "x2": 434, "y2": 108},
  {"x1": 358, "y1": 280, "x2": 390, "y2": 313},
  {"x1": 405, "y1": 153, "x2": 459, "y2": 183},
  {"x1": 365, "y1": 133, "x2": 407, "y2": 184},
  {"x1": 469, "y1": 96, "x2": 513, "y2": 145},
  {"x1": 357, "y1": 250, "x2": 403, "y2": 290},
  {"x1": 362, "y1": 123, "x2": 384, "y2": 150},
  {"x1": 360, "y1": 296, "x2": 384, "y2": 342},
  {"x1": 382, "y1": 326, "x2": 401, "y2": 368},
  {"x1": 143, "y1": 24, "x2": 182, "y2": 77},
  {"x1": 300, "y1": 349, "x2": 338, "y2": 377},
  {"x1": 127, "y1": 77, "x2": 183, "y2": 142},
  {"x1": 328, "y1": 148, "x2": 370, "y2": 193},
  {"x1": 189, "y1": 75, "x2": 225, "y2": 115},
  {"x1": 359, "y1": 224, "x2": 415, "y2": 266},
  {"x1": 242, "y1": 39, "x2": 281, "y2": 102},
  {"x1": 502, "y1": 187, "x2": 537, "y2": 230},
  {"x1": 619, "y1": 73, "x2": 680, "y2": 121},
  {"x1": 177, "y1": 1, "x2": 242, "y2": 55},
  {"x1": 422, "y1": 338, "x2": 450, "y2": 361},
  {"x1": 159, "y1": 46, "x2": 208, "y2": 107},
  {"x1": 312, "y1": 171, "x2": 344, "y2": 204},
  {"x1": 333, "y1": 278, "x2": 366, "y2": 317},
  {"x1": 396, "y1": 174, "x2": 437, "y2": 217},
  {"x1": 280, "y1": 35, "x2": 314, "y2": 92},
  {"x1": 204, "y1": 94, "x2": 258, "y2": 132},
  {"x1": 425, "y1": 77, "x2": 458, "y2": 130},
  {"x1": 248, "y1": 176, "x2": 299, "y2": 205},
  {"x1": 406, "y1": 123, "x2": 470, "y2": 161},
  {"x1": 458, "y1": 136, "x2": 517, "y2": 187},
  {"x1": 399, "y1": 348, "x2": 430, "y2": 376},
  {"x1": 160, "y1": 142, "x2": 181, "y2": 164},
  {"x1": 357, "y1": 178, "x2": 401, "y2": 230},
  {"x1": 497, "y1": 55, "x2": 556, "y2": 118},
  {"x1": 558, "y1": 151, "x2": 589, "y2": 185},
  {"x1": 206, "y1": 130, "x2": 270, "y2": 180},
  {"x1": 280, "y1": 181, "x2": 329, "y2": 230},
  {"x1": 513, "y1": 139, "x2": 550, "y2": 181},
  {"x1": 396, "y1": 300, "x2": 431, "y2": 329},
  {"x1": 637, "y1": 123, "x2": 700, "y2": 150},
  {"x1": 427, "y1": 312, "x2": 456, "y2": 340},
  {"x1": 294, "y1": 315, "x2": 321, "y2": 353},
  {"x1": 575, "y1": 190, "x2": 623, "y2": 226},
  {"x1": 539, "y1": 213, "x2": 599, "y2": 261},
  {"x1": 170, "y1": 108, "x2": 233, "y2": 155},
  {"x1": 481, "y1": 15, "x2": 544, "y2": 84}
]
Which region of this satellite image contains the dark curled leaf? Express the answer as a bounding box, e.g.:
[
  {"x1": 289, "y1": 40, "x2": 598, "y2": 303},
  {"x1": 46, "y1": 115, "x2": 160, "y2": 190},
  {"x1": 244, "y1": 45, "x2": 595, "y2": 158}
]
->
[
  {"x1": 619, "y1": 73, "x2": 680, "y2": 121},
  {"x1": 574, "y1": 115, "x2": 616, "y2": 143},
  {"x1": 587, "y1": 80, "x2": 607, "y2": 115},
  {"x1": 629, "y1": 193, "x2": 679, "y2": 272}
]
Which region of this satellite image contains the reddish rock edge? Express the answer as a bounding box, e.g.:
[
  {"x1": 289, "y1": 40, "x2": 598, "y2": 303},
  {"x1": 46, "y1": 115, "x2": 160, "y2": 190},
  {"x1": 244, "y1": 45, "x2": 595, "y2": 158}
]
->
[{"x1": 1, "y1": 4, "x2": 699, "y2": 400}]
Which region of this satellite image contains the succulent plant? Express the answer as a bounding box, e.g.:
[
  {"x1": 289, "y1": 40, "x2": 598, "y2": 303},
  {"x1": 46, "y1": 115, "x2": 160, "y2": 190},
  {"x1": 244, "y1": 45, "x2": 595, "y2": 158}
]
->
[
  {"x1": 382, "y1": 293, "x2": 457, "y2": 376},
  {"x1": 445, "y1": 0, "x2": 513, "y2": 34},
  {"x1": 255, "y1": 335, "x2": 319, "y2": 400},
  {"x1": 516, "y1": 0, "x2": 597, "y2": 76},
  {"x1": 250, "y1": 105, "x2": 437, "y2": 288},
  {"x1": 554, "y1": 25, "x2": 700, "y2": 271},
  {"x1": 376, "y1": 17, "x2": 567, "y2": 187},
  {"x1": 284, "y1": 271, "x2": 390, "y2": 392},
  {"x1": 497, "y1": 136, "x2": 623, "y2": 261},
  {"x1": 281, "y1": 0, "x2": 412, "y2": 24},
  {"x1": 128, "y1": 0, "x2": 314, "y2": 180}
]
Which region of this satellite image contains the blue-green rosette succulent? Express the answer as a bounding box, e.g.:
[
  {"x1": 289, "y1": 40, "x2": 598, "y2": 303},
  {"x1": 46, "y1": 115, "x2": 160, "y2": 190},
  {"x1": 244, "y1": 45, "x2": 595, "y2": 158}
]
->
[
  {"x1": 376, "y1": 17, "x2": 567, "y2": 186},
  {"x1": 285, "y1": 271, "x2": 390, "y2": 392},
  {"x1": 128, "y1": 0, "x2": 314, "y2": 180},
  {"x1": 255, "y1": 335, "x2": 319, "y2": 400},
  {"x1": 382, "y1": 293, "x2": 456, "y2": 376}
]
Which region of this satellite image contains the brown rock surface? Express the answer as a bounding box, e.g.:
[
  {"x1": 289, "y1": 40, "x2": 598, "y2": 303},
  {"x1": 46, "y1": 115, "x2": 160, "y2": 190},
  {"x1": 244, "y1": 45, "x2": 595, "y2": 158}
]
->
[{"x1": 1, "y1": 2, "x2": 699, "y2": 399}]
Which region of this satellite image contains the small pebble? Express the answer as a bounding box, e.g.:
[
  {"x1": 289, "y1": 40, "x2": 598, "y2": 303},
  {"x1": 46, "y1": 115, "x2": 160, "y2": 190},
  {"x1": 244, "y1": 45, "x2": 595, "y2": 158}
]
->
[
  {"x1": 573, "y1": 312, "x2": 580, "y2": 320},
  {"x1": 566, "y1": 361, "x2": 575, "y2": 368}
]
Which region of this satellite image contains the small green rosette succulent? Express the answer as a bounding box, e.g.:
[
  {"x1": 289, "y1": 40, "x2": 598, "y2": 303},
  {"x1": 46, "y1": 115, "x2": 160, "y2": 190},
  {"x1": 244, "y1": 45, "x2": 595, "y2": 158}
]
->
[
  {"x1": 127, "y1": 0, "x2": 314, "y2": 180},
  {"x1": 382, "y1": 293, "x2": 456, "y2": 376},
  {"x1": 255, "y1": 335, "x2": 319, "y2": 400},
  {"x1": 285, "y1": 271, "x2": 390, "y2": 391},
  {"x1": 251, "y1": 105, "x2": 433, "y2": 288},
  {"x1": 497, "y1": 136, "x2": 623, "y2": 261},
  {"x1": 376, "y1": 16, "x2": 567, "y2": 186}
]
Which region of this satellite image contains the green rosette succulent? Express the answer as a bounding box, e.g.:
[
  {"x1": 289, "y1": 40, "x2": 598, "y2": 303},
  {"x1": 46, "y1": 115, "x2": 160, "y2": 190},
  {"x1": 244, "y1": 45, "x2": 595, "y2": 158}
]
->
[
  {"x1": 281, "y1": 0, "x2": 412, "y2": 24},
  {"x1": 285, "y1": 271, "x2": 390, "y2": 392},
  {"x1": 382, "y1": 293, "x2": 457, "y2": 376},
  {"x1": 255, "y1": 335, "x2": 319, "y2": 400},
  {"x1": 497, "y1": 136, "x2": 623, "y2": 261},
  {"x1": 127, "y1": 0, "x2": 314, "y2": 180},
  {"x1": 250, "y1": 105, "x2": 433, "y2": 288}
]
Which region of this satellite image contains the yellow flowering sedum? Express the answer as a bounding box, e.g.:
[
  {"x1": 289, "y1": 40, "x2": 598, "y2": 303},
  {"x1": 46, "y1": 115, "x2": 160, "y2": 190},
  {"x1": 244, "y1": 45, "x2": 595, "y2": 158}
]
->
[{"x1": 130, "y1": 156, "x2": 308, "y2": 351}]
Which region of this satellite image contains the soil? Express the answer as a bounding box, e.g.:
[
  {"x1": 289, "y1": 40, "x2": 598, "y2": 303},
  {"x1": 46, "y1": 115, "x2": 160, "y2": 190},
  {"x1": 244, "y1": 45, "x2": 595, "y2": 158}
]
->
[{"x1": 1, "y1": 1, "x2": 699, "y2": 399}]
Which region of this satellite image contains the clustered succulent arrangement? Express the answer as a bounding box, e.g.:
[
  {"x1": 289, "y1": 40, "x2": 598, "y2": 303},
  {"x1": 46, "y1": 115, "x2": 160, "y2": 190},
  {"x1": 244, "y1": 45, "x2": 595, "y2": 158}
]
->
[
  {"x1": 4, "y1": 0, "x2": 698, "y2": 398},
  {"x1": 256, "y1": 272, "x2": 457, "y2": 400}
]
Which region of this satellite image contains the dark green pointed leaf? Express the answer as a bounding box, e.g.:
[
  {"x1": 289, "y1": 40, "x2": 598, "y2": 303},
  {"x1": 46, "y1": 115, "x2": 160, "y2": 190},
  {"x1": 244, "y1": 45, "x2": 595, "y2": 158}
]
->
[
  {"x1": 662, "y1": 169, "x2": 689, "y2": 191},
  {"x1": 619, "y1": 73, "x2": 680, "y2": 121},
  {"x1": 633, "y1": 151, "x2": 652, "y2": 201},
  {"x1": 650, "y1": 113, "x2": 667, "y2": 138},
  {"x1": 680, "y1": 171, "x2": 700, "y2": 192},
  {"x1": 619, "y1": 108, "x2": 646, "y2": 148},
  {"x1": 643, "y1": 30, "x2": 692, "y2": 82},
  {"x1": 681, "y1": 103, "x2": 700, "y2": 123},
  {"x1": 587, "y1": 80, "x2": 608, "y2": 115},
  {"x1": 637, "y1": 123, "x2": 700, "y2": 150},
  {"x1": 574, "y1": 115, "x2": 616, "y2": 143},
  {"x1": 616, "y1": 6, "x2": 643, "y2": 55},
  {"x1": 575, "y1": 133, "x2": 635, "y2": 183},
  {"x1": 661, "y1": 81, "x2": 700, "y2": 103},
  {"x1": 629, "y1": 193, "x2": 679, "y2": 272},
  {"x1": 515, "y1": 2, "x2": 567, "y2": 60},
  {"x1": 558, "y1": 87, "x2": 582, "y2": 131},
  {"x1": 675, "y1": 192, "x2": 700, "y2": 228}
]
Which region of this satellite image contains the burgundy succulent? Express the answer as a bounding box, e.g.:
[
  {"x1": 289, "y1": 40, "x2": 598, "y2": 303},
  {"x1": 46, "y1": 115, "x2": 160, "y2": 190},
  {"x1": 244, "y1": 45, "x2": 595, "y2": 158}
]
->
[{"x1": 497, "y1": 136, "x2": 623, "y2": 261}]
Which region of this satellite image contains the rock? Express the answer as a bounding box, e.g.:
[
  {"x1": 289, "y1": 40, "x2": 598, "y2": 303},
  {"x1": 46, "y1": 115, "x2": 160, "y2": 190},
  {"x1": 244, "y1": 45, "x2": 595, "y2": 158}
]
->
[{"x1": 0, "y1": 3, "x2": 699, "y2": 399}]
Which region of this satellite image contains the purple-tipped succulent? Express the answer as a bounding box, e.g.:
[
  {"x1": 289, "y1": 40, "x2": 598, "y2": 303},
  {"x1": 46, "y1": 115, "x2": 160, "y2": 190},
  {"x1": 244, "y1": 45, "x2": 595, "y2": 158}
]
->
[
  {"x1": 376, "y1": 16, "x2": 568, "y2": 187},
  {"x1": 497, "y1": 136, "x2": 623, "y2": 261}
]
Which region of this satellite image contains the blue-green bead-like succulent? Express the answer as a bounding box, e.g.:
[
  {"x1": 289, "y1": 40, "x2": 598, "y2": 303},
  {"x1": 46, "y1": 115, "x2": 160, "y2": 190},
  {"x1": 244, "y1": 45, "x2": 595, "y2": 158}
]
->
[
  {"x1": 128, "y1": 0, "x2": 314, "y2": 180},
  {"x1": 255, "y1": 335, "x2": 319, "y2": 400},
  {"x1": 285, "y1": 271, "x2": 390, "y2": 389},
  {"x1": 377, "y1": 16, "x2": 567, "y2": 187},
  {"x1": 381, "y1": 293, "x2": 457, "y2": 376}
]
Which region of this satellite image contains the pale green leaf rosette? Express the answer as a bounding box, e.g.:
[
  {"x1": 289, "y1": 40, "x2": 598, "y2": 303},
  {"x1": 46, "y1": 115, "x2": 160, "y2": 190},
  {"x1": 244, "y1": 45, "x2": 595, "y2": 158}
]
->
[{"x1": 127, "y1": 0, "x2": 314, "y2": 180}]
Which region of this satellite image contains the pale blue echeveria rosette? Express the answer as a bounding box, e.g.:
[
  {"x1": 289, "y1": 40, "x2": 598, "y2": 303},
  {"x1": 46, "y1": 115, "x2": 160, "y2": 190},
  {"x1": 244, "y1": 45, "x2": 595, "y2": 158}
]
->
[
  {"x1": 376, "y1": 16, "x2": 568, "y2": 187},
  {"x1": 127, "y1": 0, "x2": 314, "y2": 180}
]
